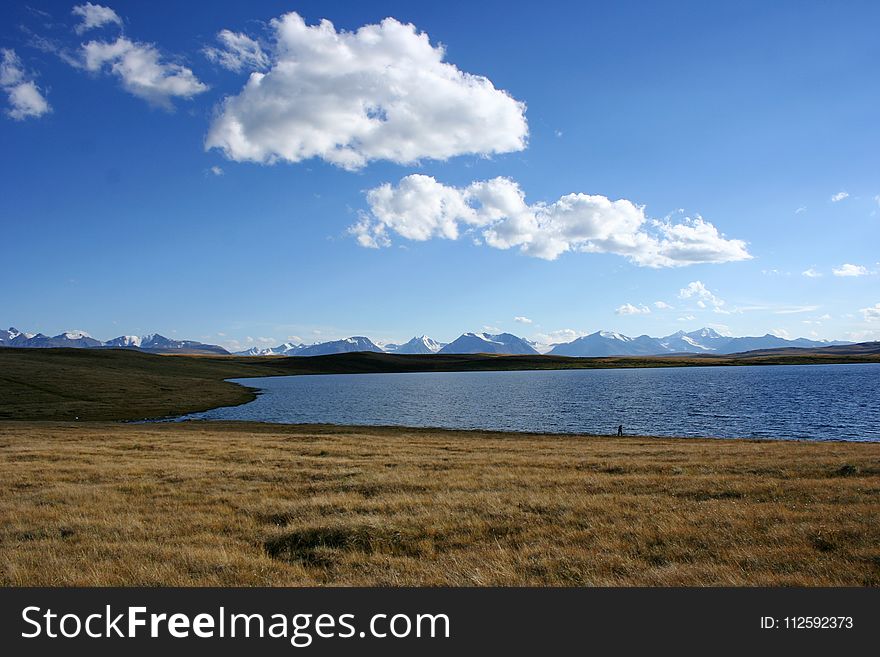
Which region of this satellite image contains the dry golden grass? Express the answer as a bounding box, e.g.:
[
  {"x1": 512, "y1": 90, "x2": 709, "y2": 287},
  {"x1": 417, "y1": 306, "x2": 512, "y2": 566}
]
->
[{"x1": 1, "y1": 421, "x2": 878, "y2": 586}]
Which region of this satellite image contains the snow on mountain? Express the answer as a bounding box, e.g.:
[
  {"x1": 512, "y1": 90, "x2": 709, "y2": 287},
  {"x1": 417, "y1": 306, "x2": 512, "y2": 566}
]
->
[
  {"x1": 1, "y1": 324, "x2": 855, "y2": 358},
  {"x1": 295, "y1": 336, "x2": 384, "y2": 356},
  {"x1": 104, "y1": 335, "x2": 142, "y2": 347},
  {"x1": 550, "y1": 331, "x2": 664, "y2": 357},
  {"x1": 235, "y1": 342, "x2": 304, "y2": 356},
  {"x1": 385, "y1": 335, "x2": 443, "y2": 354},
  {"x1": 439, "y1": 332, "x2": 538, "y2": 355}
]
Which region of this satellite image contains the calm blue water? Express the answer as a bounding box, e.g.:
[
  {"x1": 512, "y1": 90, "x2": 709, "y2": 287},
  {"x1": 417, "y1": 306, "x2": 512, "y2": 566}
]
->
[{"x1": 180, "y1": 363, "x2": 880, "y2": 441}]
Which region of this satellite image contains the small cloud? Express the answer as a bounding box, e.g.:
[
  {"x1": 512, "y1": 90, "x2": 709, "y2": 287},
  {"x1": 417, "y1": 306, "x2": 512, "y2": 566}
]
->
[
  {"x1": 830, "y1": 191, "x2": 849, "y2": 202},
  {"x1": 679, "y1": 281, "x2": 725, "y2": 311},
  {"x1": 533, "y1": 329, "x2": 585, "y2": 344},
  {"x1": 0, "y1": 49, "x2": 51, "y2": 120},
  {"x1": 514, "y1": 316, "x2": 533, "y2": 324},
  {"x1": 203, "y1": 29, "x2": 269, "y2": 73},
  {"x1": 72, "y1": 3, "x2": 123, "y2": 35},
  {"x1": 677, "y1": 315, "x2": 696, "y2": 322},
  {"x1": 208, "y1": 165, "x2": 224, "y2": 176},
  {"x1": 802, "y1": 268, "x2": 822, "y2": 278},
  {"x1": 832, "y1": 263, "x2": 868, "y2": 277},
  {"x1": 794, "y1": 206, "x2": 807, "y2": 214},
  {"x1": 615, "y1": 303, "x2": 650, "y2": 316},
  {"x1": 874, "y1": 195, "x2": 880, "y2": 207},
  {"x1": 554, "y1": 129, "x2": 563, "y2": 138},
  {"x1": 653, "y1": 301, "x2": 673, "y2": 310},
  {"x1": 860, "y1": 303, "x2": 880, "y2": 322},
  {"x1": 483, "y1": 325, "x2": 501, "y2": 333},
  {"x1": 818, "y1": 314, "x2": 831, "y2": 320}
]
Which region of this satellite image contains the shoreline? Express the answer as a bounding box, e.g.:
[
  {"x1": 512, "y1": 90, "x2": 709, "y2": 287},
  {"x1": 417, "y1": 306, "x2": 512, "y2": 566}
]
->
[{"x1": 134, "y1": 417, "x2": 880, "y2": 445}]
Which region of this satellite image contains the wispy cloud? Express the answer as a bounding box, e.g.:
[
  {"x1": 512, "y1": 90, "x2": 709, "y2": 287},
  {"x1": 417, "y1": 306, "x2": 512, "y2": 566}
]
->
[
  {"x1": 832, "y1": 263, "x2": 868, "y2": 277},
  {"x1": 653, "y1": 301, "x2": 673, "y2": 310},
  {"x1": 0, "y1": 49, "x2": 51, "y2": 120},
  {"x1": 831, "y1": 191, "x2": 849, "y2": 202},
  {"x1": 72, "y1": 3, "x2": 123, "y2": 35},
  {"x1": 514, "y1": 316, "x2": 533, "y2": 324},
  {"x1": 203, "y1": 30, "x2": 269, "y2": 73},
  {"x1": 802, "y1": 267, "x2": 822, "y2": 278}
]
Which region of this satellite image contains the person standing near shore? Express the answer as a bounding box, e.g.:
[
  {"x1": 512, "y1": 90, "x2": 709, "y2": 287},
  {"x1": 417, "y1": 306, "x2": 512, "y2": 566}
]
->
[{"x1": 617, "y1": 424, "x2": 623, "y2": 436}]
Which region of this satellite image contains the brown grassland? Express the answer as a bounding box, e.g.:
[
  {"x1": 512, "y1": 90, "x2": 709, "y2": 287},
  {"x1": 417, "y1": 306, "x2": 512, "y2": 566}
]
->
[{"x1": 2, "y1": 421, "x2": 879, "y2": 586}]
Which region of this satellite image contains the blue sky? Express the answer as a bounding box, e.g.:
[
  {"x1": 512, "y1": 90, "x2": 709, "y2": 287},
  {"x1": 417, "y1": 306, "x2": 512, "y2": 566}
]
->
[{"x1": 1, "y1": 0, "x2": 878, "y2": 351}]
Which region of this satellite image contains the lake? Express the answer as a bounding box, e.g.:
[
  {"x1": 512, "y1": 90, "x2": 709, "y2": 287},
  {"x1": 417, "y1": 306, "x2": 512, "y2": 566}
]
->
[{"x1": 180, "y1": 363, "x2": 880, "y2": 441}]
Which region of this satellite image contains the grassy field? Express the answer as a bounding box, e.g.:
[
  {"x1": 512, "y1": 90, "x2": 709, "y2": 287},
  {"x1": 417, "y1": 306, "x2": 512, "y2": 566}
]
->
[
  {"x1": 2, "y1": 346, "x2": 879, "y2": 422},
  {"x1": 1, "y1": 421, "x2": 879, "y2": 586}
]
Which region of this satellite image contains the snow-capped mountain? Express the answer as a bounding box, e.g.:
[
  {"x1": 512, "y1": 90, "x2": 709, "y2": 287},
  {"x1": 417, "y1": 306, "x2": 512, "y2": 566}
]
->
[
  {"x1": 0, "y1": 328, "x2": 103, "y2": 349},
  {"x1": 551, "y1": 327, "x2": 848, "y2": 357},
  {"x1": 659, "y1": 328, "x2": 731, "y2": 353},
  {"x1": 1, "y1": 325, "x2": 853, "y2": 358},
  {"x1": 550, "y1": 331, "x2": 664, "y2": 357},
  {"x1": 384, "y1": 335, "x2": 444, "y2": 354},
  {"x1": 0, "y1": 327, "x2": 227, "y2": 354},
  {"x1": 296, "y1": 336, "x2": 384, "y2": 356},
  {"x1": 439, "y1": 332, "x2": 538, "y2": 355},
  {"x1": 235, "y1": 342, "x2": 305, "y2": 356},
  {"x1": 104, "y1": 335, "x2": 142, "y2": 348},
  {"x1": 134, "y1": 334, "x2": 228, "y2": 354}
]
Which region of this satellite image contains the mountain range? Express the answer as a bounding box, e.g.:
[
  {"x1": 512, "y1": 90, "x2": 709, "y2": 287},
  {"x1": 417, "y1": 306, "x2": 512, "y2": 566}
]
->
[
  {"x1": 0, "y1": 326, "x2": 852, "y2": 358},
  {"x1": 0, "y1": 328, "x2": 227, "y2": 355}
]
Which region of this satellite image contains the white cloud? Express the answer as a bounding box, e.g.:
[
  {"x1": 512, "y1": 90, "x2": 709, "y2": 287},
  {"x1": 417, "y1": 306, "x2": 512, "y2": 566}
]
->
[
  {"x1": 802, "y1": 267, "x2": 822, "y2": 278},
  {"x1": 205, "y1": 12, "x2": 528, "y2": 170},
  {"x1": 653, "y1": 301, "x2": 673, "y2": 309},
  {"x1": 860, "y1": 303, "x2": 880, "y2": 322},
  {"x1": 772, "y1": 305, "x2": 820, "y2": 315},
  {"x1": 0, "y1": 49, "x2": 51, "y2": 120},
  {"x1": 80, "y1": 37, "x2": 207, "y2": 108},
  {"x1": 794, "y1": 206, "x2": 806, "y2": 214},
  {"x1": 72, "y1": 3, "x2": 123, "y2": 34},
  {"x1": 874, "y1": 195, "x2": 880, "y2": 207},
  {"x1": 533, "y1": 329, "x2": 585, "y2": 344},
  {"x1": 677, "y1": 315, "x2": 696, "y2": 322},
  {"x1": 353, "y1": 175, "x2": 750, "y2": 267},
  {"x1": 818, "y1": 314, "x2": 831, "y2": 320},
  {"x1": 203, "y1": 30, "x2": 269, "y2": 73},
  {"x1": 831, "y1": 191, "x2": 849, "y2": 202},
  {"x1": 615, "y1": 303, "x2": 650, "y2": 315},
  {"x1": 832, "y1": 263, "x2": 868, "y2": 277},
  {"x1": 483, "y1": 325, "x2": 501, "y2": 333},
  {"x1": 514, "y1": 316, "x2": 533, "y2": 324},
  {"x1": 209, "y1": 166, "x2": 224, "y2": 176},
  {"x1": 678, "y1": 281, "x2": 726, "y2": 311}
]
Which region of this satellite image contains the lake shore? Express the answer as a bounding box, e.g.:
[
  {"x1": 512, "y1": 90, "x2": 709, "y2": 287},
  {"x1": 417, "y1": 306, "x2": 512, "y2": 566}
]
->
[{"x1": 2, "y1": 420, "x2": 878, "y2": 586}]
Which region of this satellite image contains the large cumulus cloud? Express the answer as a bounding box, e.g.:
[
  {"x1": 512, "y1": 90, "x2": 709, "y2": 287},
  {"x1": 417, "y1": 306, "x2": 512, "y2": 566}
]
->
[{"x1": 205, "y1": 12, "x2": 528, "y2": 170}]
